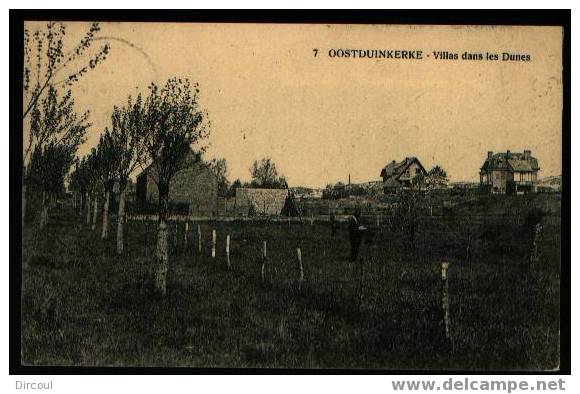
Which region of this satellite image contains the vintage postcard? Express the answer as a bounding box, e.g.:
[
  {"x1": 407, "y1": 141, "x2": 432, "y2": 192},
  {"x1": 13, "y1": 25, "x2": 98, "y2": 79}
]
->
[{"x1": 18, "y1": 20, "x2": 564, "y2": 371}]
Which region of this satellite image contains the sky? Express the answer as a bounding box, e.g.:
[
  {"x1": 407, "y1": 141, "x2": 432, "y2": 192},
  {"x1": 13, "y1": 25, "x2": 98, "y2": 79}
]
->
[{"x1": 23, "y1": 22, "x2": 563, "y2": 188}]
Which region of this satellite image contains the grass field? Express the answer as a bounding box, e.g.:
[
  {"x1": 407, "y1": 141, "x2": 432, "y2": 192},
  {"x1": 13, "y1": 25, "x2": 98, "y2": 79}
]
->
[{"x1": 21, "y1": 195, "x2": 561, "y2": 369}]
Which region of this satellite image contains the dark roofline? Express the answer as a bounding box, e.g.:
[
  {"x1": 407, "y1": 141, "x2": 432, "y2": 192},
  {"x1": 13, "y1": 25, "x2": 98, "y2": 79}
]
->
[{"x1": 381, "y1": 157, "x2": 427, "y2": 180}]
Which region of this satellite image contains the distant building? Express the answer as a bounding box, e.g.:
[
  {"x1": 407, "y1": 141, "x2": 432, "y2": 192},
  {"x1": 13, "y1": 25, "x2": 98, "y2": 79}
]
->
[
  {"x1": 135, "y1": 148, "x2": 218, "y2": 215},
  {"x1": 535, "y1": 175, "x2": 561, "y2": 193},
  {"x1": 479, "y1": 150, "x2": 540, "y2": 194},
  {"x1": 234, "y1": 188, "x2": 289, "y2": 215},
  {"x1": 380, "y1": 157, "x2": 427, "y2": 191}
]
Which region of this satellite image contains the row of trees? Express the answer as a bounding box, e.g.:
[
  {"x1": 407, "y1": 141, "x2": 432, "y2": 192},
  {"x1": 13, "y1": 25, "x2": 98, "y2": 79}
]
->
[
  {"x1": 22, "y1": 21, "x2": 109, "y2": 228},
  {"x1": 22, "y1": 22, "x2": 214, "y2": 297},
  {"x1": 68, "y1": 78, "x2": 211, "y2": 296}
]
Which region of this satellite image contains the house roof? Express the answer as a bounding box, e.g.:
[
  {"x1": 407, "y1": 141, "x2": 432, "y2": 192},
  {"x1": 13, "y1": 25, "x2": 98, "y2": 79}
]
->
[
  {"x1": 480, "y1": 152, "x2": 540, "y2": 173},
  {"x1": 380, "y1": 157, "x2": 426, "y2": 180}
]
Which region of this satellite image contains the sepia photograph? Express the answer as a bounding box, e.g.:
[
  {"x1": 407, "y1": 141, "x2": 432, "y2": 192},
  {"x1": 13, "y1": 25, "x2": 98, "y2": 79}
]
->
[{"x1": 13, "y1": 13, "x2": 568, "y2": 373}]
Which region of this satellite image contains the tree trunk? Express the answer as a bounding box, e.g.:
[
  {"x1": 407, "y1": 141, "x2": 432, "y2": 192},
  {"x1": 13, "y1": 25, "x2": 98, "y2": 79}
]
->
[
  {"x1": 101, "y1": 190, "x2": 110, "y2": 239},
  {"x1": 155, "y1": 185, "x2": 170, "y2": 296},
  {"x1": 91, "y1": 193, "x2": 99, "y2": 231},
  {"x1": 86, "y1": 193, "x2": 92, "y2": 225},
  {"x1": 22, "y1": 183, "x2": 27, "y2": 227},
  {"x1": 79, "y1": 193, "x2": 84, "y2": 216},
  {"x1": 116, "y1": 186, "x2": 127, "y2": 254},
  {"x1": 39, "y1": 192, "x2": 48, "y2": 230}
]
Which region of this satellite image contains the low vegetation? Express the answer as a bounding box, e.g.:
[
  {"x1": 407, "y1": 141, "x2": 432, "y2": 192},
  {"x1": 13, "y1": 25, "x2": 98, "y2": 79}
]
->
[{"x1": 21, "y1": 194, "x2": 561, "y2": 369}]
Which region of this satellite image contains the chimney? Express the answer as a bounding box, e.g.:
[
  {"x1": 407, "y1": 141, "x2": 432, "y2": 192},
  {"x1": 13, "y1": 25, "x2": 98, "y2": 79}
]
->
[
  {"x1": 487, "y1": 151, "x2": 493, "y2": 159},
  {"x1": 524, "y1": 150, "x2": 531, "y2": 159},
  {"x1": 506, "y1": 150, "x2": 511, "y2": 158}
]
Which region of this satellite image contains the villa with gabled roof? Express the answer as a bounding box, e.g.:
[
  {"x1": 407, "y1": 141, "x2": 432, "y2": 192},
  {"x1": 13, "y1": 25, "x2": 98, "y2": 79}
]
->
[
  {"x1": 479, "y1": 150, "x2": 540, "y2": 194},
  {"x1": 380, "y1": 157, "x2": 428, "y2": 191}
]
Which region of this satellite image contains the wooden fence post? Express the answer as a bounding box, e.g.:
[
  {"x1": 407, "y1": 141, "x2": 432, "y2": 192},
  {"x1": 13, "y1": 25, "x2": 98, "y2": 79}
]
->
[
  {"x1": 261, "y1": 240, "x2": 267, "y2": 283},
  {"x1": 198, "y1": 224, "x2": 202, "y2": 253},
  {"x1": 441, "y1": 262, "x2": 451, "y2": 341},
  {"x1": 297, "y1": 247, "x2": 304, "y2": 291},
  {"x1": 226, "y1": 234, "x2": 231, "y2": 269},
  {"x1": 173, "y1": 221, "x2": 178, "y2": 246},
  {"x1": 212, "y1": 229, "x2": 216, "y2": 259}
]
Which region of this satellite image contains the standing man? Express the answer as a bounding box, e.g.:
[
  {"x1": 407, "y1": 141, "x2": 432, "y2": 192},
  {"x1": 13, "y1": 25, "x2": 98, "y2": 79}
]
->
[{"x1": 348, "y1": 208, "x2": 366, "y2": 262}]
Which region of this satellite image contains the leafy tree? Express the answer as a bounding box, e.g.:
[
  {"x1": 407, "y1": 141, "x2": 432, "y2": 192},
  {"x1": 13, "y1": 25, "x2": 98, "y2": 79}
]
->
[
  {"x1": 425, "y1": 165, "x2": 448, "y2": 191},
  {"x1": 23, "y1": 21, "x2": 109, "y2": 120},
  {"x1": 95, "y1": 130, "x2": 121, "y2": 239},
  {"x1": 249, "y1": 157, "x2": 288, "y2": 189},
  {"x1": 24, "y1": 86, "x2": 90, "y2": 227},
  {"x1": 84, "y1": 150, "x2": 101, "y2": 226},
  {"x1": 227, "y1": 178, "x2": 242, "y2": 198},
  {"x1": 23, "y1": 21, "x2": 108, "y2": 225},
  {"x1": 27, "y1": 142, "x2": 76, "y2": 229},
  {"x1": 210, "y1": 158, "x2": 230, "y2": 197},
  {"x1": 69, "y1": 157, "x2": 92, "y2": 216},
  {"x1": 108, "y1": 95, "x2": 148, "y2": 253},
  {"x1": 143, "y1": 78, "x2": 210, "y2": 296}
]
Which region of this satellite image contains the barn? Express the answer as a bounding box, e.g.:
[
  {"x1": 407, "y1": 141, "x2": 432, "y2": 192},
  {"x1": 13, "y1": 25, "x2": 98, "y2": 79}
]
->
[{"x1": 135, "y1": 148, "x2": 218, "y2": 215}]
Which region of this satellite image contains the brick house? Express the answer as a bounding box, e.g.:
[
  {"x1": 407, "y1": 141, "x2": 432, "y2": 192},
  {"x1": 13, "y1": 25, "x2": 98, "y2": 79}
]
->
[
  {"x1": 479, "y1": 150, "x2": 540, "y2": 194},
  {"x1": 135, "y1": 148, "x2": 218, "y2": 215},
  {"x1": 380, "y1": 157, "x2": 428, "y2": 191}
]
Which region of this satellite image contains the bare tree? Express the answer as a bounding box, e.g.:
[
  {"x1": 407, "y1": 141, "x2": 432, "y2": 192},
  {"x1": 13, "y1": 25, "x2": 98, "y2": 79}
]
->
[{"x1": 143, "y1": 78, "x2": 210, "y2": 295}]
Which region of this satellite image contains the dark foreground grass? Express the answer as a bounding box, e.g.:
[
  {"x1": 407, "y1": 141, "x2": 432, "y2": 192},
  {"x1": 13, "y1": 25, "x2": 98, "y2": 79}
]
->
[{"x1": 21, "y1": 198, "x2": 561, "y2": 369}]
